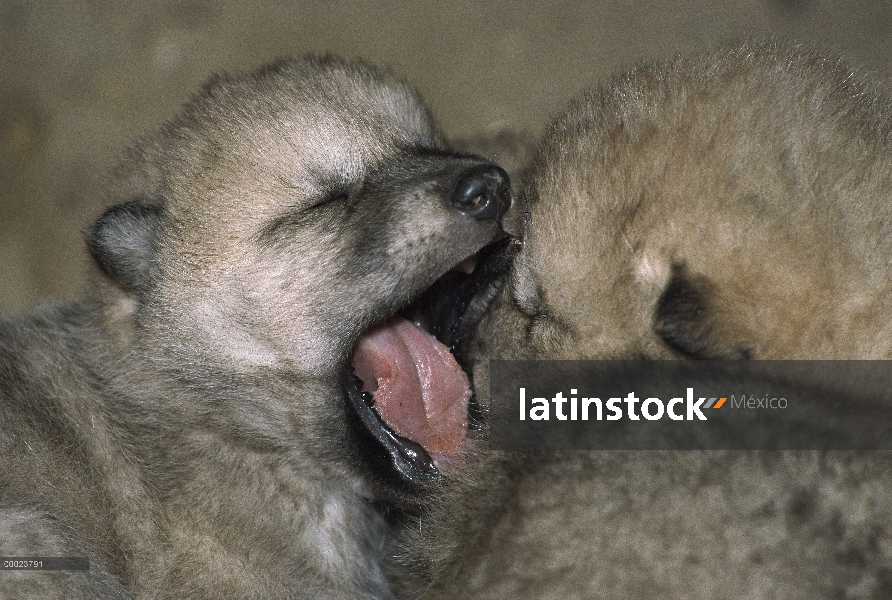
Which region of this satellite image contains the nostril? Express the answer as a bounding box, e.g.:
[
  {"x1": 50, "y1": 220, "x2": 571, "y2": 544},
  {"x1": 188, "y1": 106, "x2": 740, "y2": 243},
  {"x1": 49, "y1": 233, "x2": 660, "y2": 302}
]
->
[
  {"x1": 451, "y1": 164, "x2": 511, "y2": 221},
  {"x1": 453, "y1": 176, "x2": 488, "y2": 209}
]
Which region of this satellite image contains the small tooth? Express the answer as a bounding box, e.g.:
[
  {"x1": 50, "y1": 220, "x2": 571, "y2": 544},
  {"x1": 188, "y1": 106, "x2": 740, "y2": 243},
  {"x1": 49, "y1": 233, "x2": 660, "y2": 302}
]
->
[{"x1": 455, "y1": 256, "x2": 478, "y2": 274}]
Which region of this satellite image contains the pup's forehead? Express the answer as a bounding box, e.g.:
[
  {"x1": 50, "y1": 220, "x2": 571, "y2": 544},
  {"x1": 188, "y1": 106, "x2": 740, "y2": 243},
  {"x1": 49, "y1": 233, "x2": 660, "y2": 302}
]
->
[
  {"x1": 204, "y1": 56, "x2": 439, "y2": 155},
  {"x1": 157, "y1": 56, "x2": 441, "y2": 212},
  {"x1": 231, "y1": 86, "x2": 436, "y2": 204},
  {"x1": 277, "y1": 100, "x2": 431, "y2": 178},
  {"x1": 95, "y1": 56, "x2": 453, "y2": 282},
  {"x1": 286, "y1": 66, "x2": 435, "y2": 141}
]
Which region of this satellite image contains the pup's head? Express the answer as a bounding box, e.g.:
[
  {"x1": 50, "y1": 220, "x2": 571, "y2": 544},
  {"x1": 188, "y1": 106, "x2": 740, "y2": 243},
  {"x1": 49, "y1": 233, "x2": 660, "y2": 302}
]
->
[
  {"x1": 468, "y1": 42, "x2": 892, "y2": 394},
  {"x1": 86, "y1": 55, "x2": 511, "y2": 494}
]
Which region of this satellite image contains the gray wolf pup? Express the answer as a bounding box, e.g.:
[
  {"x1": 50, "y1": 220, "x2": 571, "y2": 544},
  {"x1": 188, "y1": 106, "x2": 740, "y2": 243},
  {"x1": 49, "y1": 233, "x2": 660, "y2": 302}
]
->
[
  {"x1": 0, "y1": 55, "x2": 510, "y2": 598},
  {"x1": 400, "y1": 42, "x2": 892, "y2": 599}
]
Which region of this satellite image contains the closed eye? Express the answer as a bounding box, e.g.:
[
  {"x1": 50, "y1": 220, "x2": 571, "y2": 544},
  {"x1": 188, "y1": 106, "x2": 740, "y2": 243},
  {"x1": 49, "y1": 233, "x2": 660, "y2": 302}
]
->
[
  {"x1": 310, "y1": 189, "x2": 349, "y2": 210},
  {"x1": 258, "y1": 188, "x2": 351, "y2": 246}
]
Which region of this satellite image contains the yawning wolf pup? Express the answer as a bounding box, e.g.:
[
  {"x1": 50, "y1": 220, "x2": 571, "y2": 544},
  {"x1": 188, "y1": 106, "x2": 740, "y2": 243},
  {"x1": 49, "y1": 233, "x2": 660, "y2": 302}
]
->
[
  {"x1": 400, "y1": 42, "x2": 892, "y2": 599},
  {"x1": 0, "y1": 55, "x2": 510, "y2": 598}
]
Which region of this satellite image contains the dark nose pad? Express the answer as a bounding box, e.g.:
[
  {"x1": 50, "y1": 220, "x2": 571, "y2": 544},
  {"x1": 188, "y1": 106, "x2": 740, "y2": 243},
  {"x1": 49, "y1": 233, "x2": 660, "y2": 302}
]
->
[{"x1": 451, "y1": 164, "x2": 511, "y2": 221}]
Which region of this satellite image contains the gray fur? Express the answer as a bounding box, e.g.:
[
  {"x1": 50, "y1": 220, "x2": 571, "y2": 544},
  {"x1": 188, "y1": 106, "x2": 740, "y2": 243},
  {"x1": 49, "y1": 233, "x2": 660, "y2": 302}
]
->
[
  {"x1": 399, "y1": 42, "x2": 892, "y2": 599},
  {"x1": 0, "y1": 55, "x2": 506, "y2": 598}
]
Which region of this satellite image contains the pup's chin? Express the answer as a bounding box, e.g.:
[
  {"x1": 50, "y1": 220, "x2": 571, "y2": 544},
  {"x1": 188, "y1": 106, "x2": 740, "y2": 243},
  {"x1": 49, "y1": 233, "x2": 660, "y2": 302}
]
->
[{"x1": 344, "y1": 237, "x2": 515, "y2": 488}]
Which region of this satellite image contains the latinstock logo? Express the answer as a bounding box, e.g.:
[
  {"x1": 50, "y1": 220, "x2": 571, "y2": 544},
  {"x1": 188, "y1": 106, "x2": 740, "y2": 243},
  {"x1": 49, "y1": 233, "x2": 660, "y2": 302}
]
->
[
  {"x1": 490, "y1": 360, "x2": 890, "y2": 451},
  {"x1": 518, "y1": 387, "x2": 729, "y2": 422}
]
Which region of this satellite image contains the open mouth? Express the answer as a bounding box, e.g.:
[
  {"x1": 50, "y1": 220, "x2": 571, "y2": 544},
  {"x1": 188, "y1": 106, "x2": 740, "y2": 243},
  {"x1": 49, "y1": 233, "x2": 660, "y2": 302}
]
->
[{"x1": 344, "y1": 237, "x2": 514, "y2": 487}]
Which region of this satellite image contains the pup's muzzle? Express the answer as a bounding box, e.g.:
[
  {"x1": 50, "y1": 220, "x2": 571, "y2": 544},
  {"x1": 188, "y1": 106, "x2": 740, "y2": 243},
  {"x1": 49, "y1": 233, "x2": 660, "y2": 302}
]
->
[{"x1": 451, "y1": 164, "x2": 511, "y2": 221}]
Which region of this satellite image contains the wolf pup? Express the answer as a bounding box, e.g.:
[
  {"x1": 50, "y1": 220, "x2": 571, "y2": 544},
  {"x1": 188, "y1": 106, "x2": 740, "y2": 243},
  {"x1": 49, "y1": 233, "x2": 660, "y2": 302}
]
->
[
  {"x1": 0, "y1": 55, "x2": 510, "y2": 599},
  {"x1": 400, "y1": 42, "x2": 892, "y2": 599}
]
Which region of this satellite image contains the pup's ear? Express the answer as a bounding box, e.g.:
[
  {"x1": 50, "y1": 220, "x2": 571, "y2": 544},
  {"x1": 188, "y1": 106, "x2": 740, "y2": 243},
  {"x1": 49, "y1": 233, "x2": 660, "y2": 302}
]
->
[
  {"x1": 86, "y1": 201, "x2": 161, "y2": 295},
  {"x1": 653, "y1": 263, "x2": 752, "y2": 360}
]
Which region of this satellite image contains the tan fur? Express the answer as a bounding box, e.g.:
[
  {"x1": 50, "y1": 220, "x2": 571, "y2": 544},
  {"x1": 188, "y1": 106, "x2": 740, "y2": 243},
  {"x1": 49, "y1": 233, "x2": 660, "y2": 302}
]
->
[
  {"x1": 475, "y1": 42, "x2": 892, "y2": 366},
  {"x1": 400, "y1": 42, "x2": 892, "y2": 599},
  {"x1": 0, "y1": 55, "x2": 509, "y2": 599}
]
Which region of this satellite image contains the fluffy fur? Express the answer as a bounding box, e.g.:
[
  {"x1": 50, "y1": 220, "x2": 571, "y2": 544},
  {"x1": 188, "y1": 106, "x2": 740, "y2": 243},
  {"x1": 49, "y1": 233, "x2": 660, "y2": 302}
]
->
[
  {"x1": 400, "y1": 42, "x2": 892, "y2": 599},
  {"x1": 0, "y1": 55, "x2": 508, "y2": 599}
]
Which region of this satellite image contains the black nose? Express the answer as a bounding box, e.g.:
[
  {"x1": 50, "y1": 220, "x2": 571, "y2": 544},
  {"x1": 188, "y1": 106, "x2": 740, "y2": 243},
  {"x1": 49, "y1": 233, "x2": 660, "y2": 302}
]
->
[{"x1": 451, "y1": 164, "x2": 511, "y2": 221}]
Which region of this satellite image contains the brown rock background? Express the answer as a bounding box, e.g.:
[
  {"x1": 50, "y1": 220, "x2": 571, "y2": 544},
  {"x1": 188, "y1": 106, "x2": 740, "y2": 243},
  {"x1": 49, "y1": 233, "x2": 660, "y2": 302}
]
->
[{"x1": 2, "y1": 0, "x2": 891, "y2": 315}]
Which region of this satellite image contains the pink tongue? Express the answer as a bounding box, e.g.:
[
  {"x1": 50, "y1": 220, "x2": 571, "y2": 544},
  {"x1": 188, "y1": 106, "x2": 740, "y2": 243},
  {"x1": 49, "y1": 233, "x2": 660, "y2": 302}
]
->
[{"x1": 350, "y1": 316, "x2": 470, "y2": 455}]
